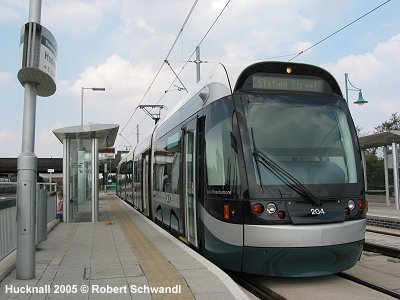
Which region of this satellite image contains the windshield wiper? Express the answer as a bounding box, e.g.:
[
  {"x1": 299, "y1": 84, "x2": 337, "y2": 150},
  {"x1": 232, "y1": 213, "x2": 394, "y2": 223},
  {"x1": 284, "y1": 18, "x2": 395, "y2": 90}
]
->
[
  {"x1": 250, "y1": 129, "x2": 322, "y2": 207},
  {"x1": 255, "y1": 150, "x2": 322, "y2": 207}
]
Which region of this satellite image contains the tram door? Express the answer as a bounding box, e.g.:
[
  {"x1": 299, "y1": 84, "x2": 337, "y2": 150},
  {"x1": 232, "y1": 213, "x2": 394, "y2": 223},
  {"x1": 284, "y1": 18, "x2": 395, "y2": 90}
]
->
[
  {"x1": 142, "y1": 153, "x2": 149, "y2": 214},
  {"x1": 182, "y1": 119, "x2": 198, "y2": 248}
]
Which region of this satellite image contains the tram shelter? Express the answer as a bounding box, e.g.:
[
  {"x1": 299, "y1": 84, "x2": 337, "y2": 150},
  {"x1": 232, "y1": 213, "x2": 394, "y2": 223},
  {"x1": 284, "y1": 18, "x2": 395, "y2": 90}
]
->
[
  {"x1": 53, "y1": 124, "x2": 119, "y2": 222},
  {"x1": 358, "y1": 130, "x2": 400, "y2": 210}
]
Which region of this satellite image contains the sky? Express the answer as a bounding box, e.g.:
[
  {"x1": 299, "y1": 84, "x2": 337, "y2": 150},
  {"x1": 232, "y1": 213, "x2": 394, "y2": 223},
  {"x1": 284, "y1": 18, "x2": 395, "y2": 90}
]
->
[{"x1": 0, "y1": 0, "x2": 399, "y2": 158}]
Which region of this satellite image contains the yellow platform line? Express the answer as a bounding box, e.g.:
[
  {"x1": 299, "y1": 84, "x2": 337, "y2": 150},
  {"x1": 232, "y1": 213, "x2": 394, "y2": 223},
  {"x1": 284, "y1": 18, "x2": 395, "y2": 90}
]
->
[{"x1": 108, "y1": 199, "x2": 195, "y2": 300}]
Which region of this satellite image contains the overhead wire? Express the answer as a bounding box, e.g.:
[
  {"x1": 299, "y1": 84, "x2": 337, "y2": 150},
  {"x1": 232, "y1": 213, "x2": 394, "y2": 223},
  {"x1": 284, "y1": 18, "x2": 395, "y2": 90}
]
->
[
  {"x1": 288, "y1": 0, "x2": 391, "y2": 61},
  {"x1": 119, "y1": 0, "x2": 199, "y2": 135},
  {"x1": 120, "y1": 0, "x2": 231, "y2": 149},
  {"x1": 119, "y1": 0, "x2": 388, "y2": 149}
]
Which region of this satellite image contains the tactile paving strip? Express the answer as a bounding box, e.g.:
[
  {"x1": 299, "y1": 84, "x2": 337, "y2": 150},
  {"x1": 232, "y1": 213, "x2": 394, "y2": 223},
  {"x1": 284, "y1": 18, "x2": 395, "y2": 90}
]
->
[{"x1": 108, "y1": 199, "x2": 195, "y2": 300}]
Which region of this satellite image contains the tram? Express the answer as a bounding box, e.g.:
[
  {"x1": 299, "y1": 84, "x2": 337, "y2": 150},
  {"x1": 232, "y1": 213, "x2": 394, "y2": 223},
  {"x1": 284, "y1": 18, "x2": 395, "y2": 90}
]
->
[{"x1": 117, "y1": 61, "x2": 366, "y2": 277}]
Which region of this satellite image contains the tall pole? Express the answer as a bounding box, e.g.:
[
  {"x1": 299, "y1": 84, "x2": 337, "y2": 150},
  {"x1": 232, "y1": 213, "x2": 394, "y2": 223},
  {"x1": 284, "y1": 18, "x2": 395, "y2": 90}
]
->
[
  {"x1": 137, "y1": 124, "x2": 139, "y2": 145},
  {"x1": 196, "y1": 46, "x2": 201, "y2": 83},
  {"x1": 16, "y1": 0, "x2": 41, "y2": 280},
  {"x1": 344, "y1": 73, "x2": 349, "y2": 104},
  {"x1": 81, "y1": 87, "x2": 84, "y2": 125},
  {"x1": 81, "y1": 87, "x2": 105, "y2": 125}
]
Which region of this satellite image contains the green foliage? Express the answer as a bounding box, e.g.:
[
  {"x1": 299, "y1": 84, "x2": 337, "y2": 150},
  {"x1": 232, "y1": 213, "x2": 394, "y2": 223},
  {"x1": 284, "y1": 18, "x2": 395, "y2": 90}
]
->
[
  {"x1": 374, "y1": 112, "x2": 400, "y2": 133},
  {"x1": 365, "y1": 151, "x2": 385, "y2": 190},
  {"x1": 364, "y1": 112, "x2": 399, "y2": 190}
]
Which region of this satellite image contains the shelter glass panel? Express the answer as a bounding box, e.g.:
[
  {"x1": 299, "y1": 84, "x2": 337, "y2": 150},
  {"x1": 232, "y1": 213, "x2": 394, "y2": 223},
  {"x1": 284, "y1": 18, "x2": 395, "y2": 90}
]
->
[{"x1": 67, "y1": 138, "x2": 93, "y2": 222}]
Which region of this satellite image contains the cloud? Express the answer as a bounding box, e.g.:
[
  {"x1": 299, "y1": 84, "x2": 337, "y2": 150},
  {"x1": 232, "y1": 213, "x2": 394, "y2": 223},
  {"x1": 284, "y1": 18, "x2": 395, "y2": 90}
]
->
[
  {"x1": 116, "y1": 0, "x2": 318, "y2": 64},
  {"x1": 0, "y1": 2, "x2": 24, "y2": 23},
  {"x1": 290, "y1": 41, "x2": 314, "y2": 56},
  {"x1": 323, "y1": 33, "x2": 400, "y2": 133},
  {"x1": 136, "y1": 19, "x2": 155, "y2": 35},
  {"x1": 0, "y1": 72, "x2": 14, "y2": 88},
  {"x1": 43, "y1": 0, "x2": 115, "y2": 32},
  {"x1": 0, "y1": 129, "x2": 16, "y2": 142},
  {"x1": 65, "y1": 54, "x2": 175, "y2": 130},
  {"x1": 0, "y1": 129, "x2": 18, "y2": 157},
  {"x1": 35, "y1": 123, "x2": 64, "y2": 157},
  {"x1": 71, "y1": 54, "x2": 157, "y2": 98}
]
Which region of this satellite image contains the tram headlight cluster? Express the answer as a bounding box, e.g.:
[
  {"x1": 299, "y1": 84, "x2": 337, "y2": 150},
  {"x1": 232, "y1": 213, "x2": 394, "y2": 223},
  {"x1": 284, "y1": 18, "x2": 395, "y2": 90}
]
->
[
  {"x1": 252, "y1": 202, "x2": 286, "y2": 219},
  {"x1": 345, "y1": 198, "x2": 366, "y2": 216}
]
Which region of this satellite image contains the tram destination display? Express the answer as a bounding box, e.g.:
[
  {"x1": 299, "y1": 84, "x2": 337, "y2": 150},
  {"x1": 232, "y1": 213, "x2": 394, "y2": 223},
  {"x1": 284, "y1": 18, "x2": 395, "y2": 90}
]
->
[{"x1": 252, "y1": 74, "x2": 324, "y2": 93}]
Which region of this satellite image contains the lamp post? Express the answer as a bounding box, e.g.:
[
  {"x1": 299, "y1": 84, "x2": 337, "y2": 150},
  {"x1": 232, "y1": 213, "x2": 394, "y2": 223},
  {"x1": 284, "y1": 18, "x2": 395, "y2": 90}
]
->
[
  {"x1": 81, "y1": 87, "x2": 105, "y2": 125},
  {"x1": 344, "y1": 73, "x2": 368, "y2": 105}
]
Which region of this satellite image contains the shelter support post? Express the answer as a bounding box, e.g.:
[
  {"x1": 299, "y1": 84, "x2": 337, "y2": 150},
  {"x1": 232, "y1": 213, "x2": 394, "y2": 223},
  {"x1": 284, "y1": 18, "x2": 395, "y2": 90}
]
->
[
  {"x1": 383, "y1": 146, "x2": 390, "y2": 207},
  {"x1": 392, "y1": 142, "x2": 399, "y2": 210},
  {"x1": 91, "y1": 138, "x2": 99, "y2": 222},
  {"x1": 63, "y1": 138, "x2": 70, "y2": 222}
]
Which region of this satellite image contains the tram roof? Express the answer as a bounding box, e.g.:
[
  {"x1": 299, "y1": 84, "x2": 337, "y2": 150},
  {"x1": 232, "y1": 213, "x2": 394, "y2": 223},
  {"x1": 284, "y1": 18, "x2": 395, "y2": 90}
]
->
[{"x1": 358, "y1": 130, "x2": 400, "y2": 149}]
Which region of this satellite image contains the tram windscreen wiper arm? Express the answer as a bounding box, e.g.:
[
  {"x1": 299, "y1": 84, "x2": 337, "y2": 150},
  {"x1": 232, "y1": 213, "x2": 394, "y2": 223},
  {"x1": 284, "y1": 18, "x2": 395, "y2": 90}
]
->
[
  {"x1": 253, "y1": 149, "x2": 322, "y2": 207},
  {"x1": 250, "y1": 128, "x2": 264, "y2": 191}
]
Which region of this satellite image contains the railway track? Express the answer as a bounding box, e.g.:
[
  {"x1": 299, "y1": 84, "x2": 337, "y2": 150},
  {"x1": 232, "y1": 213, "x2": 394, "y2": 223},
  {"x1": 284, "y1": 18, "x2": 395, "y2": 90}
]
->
[
  {"x1": 236, "y1": 271, "x2": 400, "y2": 300},
  {"x1": 338, "y1": 272, "x2": 400, "y2": 299},
  {"x1": 365, "y1": 228, "x2": 400, "y2": 258},
  {"x1": 233, "y1": 230, "x2": 400, "y2": 300}
]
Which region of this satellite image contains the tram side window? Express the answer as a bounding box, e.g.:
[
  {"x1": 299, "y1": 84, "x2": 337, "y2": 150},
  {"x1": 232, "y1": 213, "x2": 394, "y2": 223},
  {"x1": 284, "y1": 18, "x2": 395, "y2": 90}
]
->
[
  {"x1": 154, "y1": 137, "x2": 166, "y2": 192},
  {"x1": 126, "y1": 161, "x2": 133, "y2": 185},
  {"x1": 154, "y1": 131, "x2": 181, "y2": 194},
  {"x1": 205, "y1": 98, "x2": 240, "y2": 194},
  {"x1": 133, "y1": 160, "x2": 139, "y2": 191}
]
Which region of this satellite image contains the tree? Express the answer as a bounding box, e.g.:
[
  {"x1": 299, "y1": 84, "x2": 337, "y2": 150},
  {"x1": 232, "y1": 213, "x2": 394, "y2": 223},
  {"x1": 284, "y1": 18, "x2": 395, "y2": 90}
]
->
[
  {"x1": 364, "y1": 112, "x2": 399, "y2": 191},
  {"x1": 374, "y1": 112, "x2": 400, "y2": 133}
]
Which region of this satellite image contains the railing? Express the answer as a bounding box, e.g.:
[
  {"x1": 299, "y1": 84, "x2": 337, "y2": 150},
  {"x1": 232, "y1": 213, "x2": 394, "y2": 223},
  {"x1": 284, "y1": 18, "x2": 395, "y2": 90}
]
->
[{"x1": 0, "y1": 183, "x2": 57, "y2": 261}]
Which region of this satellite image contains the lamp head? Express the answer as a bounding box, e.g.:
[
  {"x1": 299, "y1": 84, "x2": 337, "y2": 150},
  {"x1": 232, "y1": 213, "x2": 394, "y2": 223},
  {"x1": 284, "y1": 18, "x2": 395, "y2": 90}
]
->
[{"x1": 353, "y1": 90, "x2": 368, "y2": 106}]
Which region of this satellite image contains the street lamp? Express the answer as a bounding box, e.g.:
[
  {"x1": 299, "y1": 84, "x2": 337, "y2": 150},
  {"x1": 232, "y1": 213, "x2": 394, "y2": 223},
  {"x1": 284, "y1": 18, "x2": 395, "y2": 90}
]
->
[
  {"x1": 81, "y1": 87, "x2": 106, "y2": 125},
  {"x1": 344, "y1": 73, "x2": 367, "y2": 106}
]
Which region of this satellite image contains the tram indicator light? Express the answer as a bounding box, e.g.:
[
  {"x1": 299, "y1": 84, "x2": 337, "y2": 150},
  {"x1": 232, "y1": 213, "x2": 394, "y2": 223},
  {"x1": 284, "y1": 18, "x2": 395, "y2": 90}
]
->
[
  {"x1": 223, "y1": 204, "x2": 230, "y2": 220},
  {"x1": 357, "y1": 199, "x2": 363, "y2": 209},
  {"x1": 253, "y1": 203, "x2": 265, "y2": 215}
]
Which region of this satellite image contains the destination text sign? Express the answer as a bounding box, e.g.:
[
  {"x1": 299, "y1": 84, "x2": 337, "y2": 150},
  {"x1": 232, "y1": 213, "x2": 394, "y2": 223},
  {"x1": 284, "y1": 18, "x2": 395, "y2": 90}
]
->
[{"x1": 253, "y1": 75, "x2": 324, "y2": 93}]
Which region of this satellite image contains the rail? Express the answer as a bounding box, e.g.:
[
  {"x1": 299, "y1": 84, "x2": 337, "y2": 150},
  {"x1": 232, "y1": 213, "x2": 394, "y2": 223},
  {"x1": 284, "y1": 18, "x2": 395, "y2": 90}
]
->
[{"x1": 0, "y1": 183, "x2": 57, "y2": 261}]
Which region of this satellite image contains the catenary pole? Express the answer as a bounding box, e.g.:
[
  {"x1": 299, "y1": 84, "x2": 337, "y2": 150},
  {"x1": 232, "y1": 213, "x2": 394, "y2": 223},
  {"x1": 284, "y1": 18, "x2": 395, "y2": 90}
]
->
[{"x1": 16, "y1": 0, "x2": 41, "y2": 279}]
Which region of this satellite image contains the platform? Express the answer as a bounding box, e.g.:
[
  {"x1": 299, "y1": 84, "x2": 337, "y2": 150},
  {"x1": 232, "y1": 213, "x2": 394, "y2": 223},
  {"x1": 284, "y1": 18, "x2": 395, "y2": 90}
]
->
[
  {"x1": 366, "y1": 195, "x2": 400, "y2": 230},
  {"x1": 0, "y1": 194, "x2": 250, "y2": 300}
]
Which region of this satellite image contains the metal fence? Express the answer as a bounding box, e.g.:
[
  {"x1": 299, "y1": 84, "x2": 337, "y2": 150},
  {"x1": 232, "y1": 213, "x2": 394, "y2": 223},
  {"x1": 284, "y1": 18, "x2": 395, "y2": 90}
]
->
[{"x1": 0, "y1": 183, "x2": 57, "y2": 261}]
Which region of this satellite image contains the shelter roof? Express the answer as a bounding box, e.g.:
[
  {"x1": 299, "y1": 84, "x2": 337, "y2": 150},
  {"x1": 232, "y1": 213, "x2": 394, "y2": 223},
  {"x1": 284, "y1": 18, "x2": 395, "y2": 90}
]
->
[
  {"x1": 53, "y1": 124, "x2": 119, "y2": 148},
  {"x1": 358, "y1": 130, "x2": 400, "y2": 149}
]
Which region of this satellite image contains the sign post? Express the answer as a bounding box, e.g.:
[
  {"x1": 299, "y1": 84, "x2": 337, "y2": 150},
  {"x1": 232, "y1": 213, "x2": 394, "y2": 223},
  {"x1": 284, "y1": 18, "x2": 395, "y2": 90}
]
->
[{"x1": 16, "y1": 0, "x2": 57, "y2": 279}]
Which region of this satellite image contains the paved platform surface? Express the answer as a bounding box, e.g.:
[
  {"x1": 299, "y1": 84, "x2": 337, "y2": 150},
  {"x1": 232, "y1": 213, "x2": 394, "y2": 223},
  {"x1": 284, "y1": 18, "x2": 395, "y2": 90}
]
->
[
  {"x1": 0, "y1": 194, "x2": 250, "y2": 300},
  {"x1": 366, "y1": 194, "x2": 400, "y2": 219}
]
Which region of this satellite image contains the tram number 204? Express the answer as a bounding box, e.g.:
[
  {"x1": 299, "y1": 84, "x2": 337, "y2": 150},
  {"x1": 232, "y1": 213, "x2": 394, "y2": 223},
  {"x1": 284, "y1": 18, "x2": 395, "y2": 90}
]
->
[{"x1": 310, "y1": 208, "x2": 325, "y2": 215}]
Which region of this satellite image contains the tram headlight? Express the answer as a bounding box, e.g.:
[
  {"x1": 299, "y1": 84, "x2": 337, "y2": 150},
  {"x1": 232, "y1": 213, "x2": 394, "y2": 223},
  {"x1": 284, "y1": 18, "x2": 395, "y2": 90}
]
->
[
  {"x1": 348, "y1": 199, "x2": 356, "y2": 210},
  {"x1": 266, "y1": 203, "x2": 277, "y2": 214}
]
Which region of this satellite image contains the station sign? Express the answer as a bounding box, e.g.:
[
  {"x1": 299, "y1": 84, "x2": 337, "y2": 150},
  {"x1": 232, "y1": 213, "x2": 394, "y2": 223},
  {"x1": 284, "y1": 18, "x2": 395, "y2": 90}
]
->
[{"x1": 17, "y1": 22, "x2": 57, "y2": 97}]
